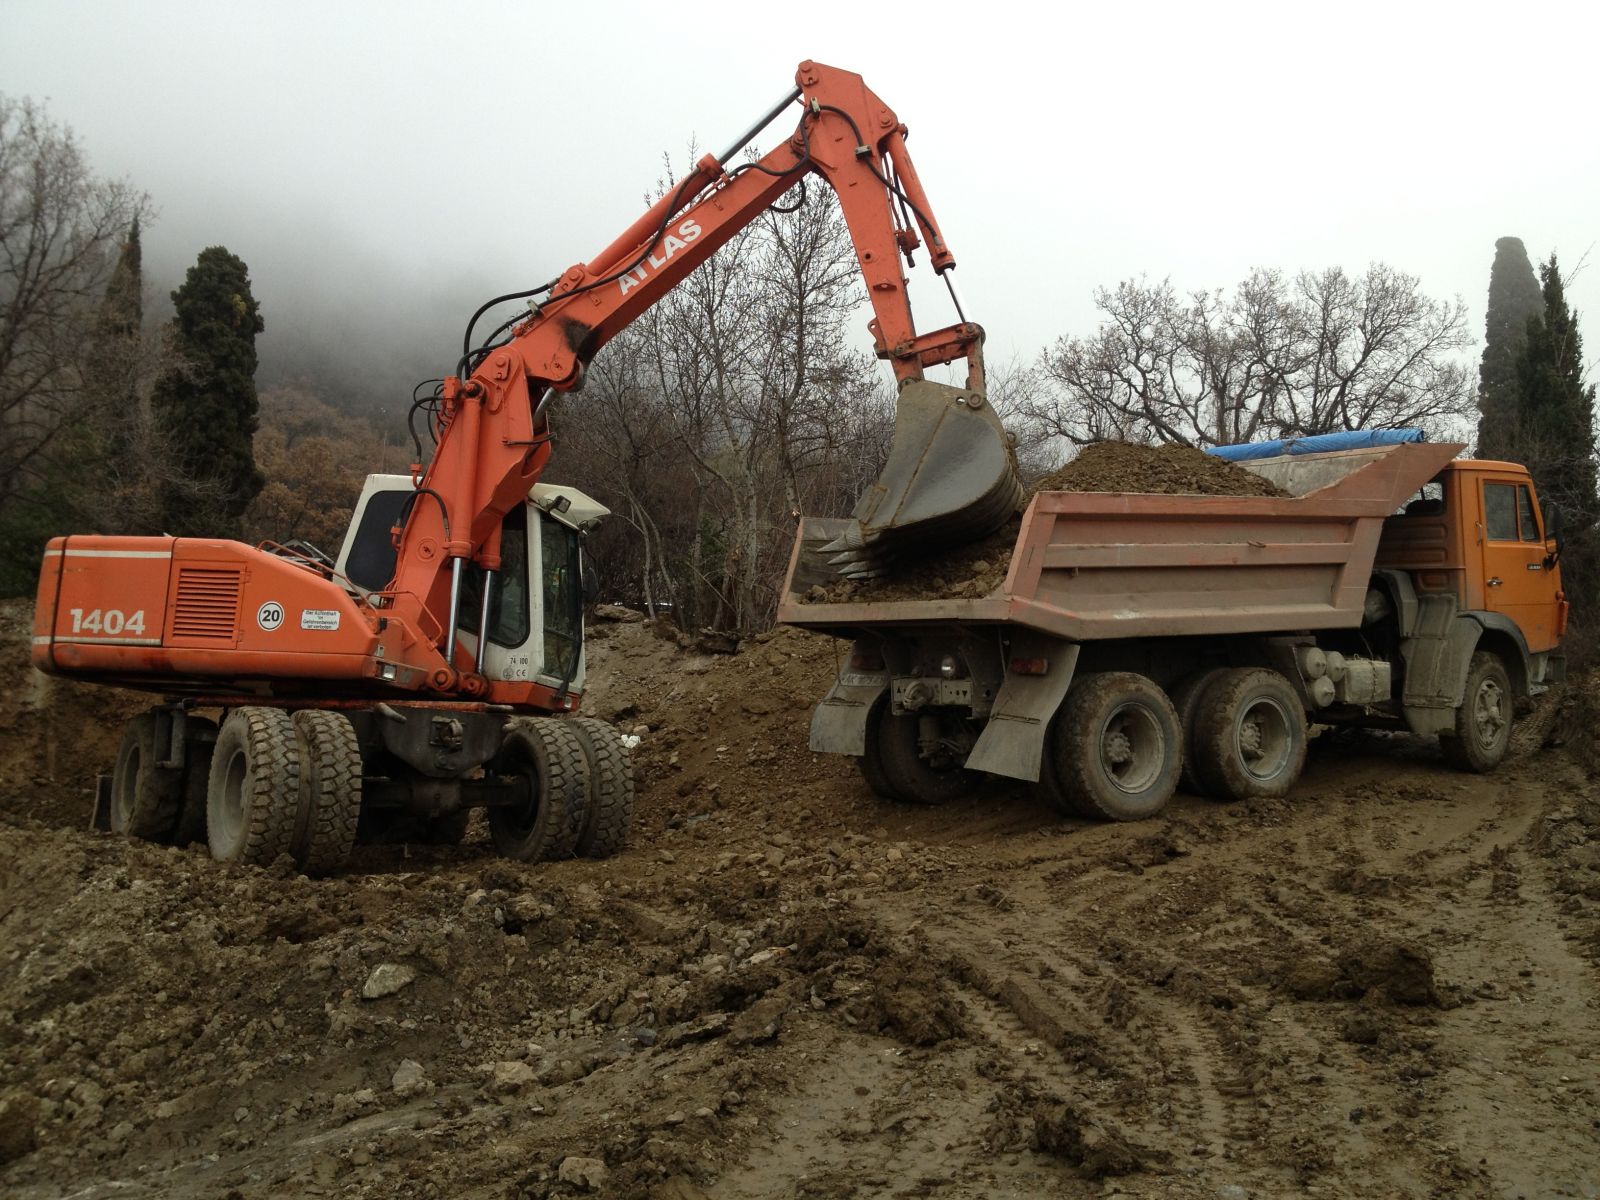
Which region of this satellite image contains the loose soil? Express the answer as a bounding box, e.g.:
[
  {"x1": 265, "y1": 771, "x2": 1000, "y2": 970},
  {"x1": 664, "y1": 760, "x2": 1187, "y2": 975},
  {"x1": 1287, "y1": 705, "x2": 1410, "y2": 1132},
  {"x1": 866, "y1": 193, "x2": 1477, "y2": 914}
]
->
[
  {"x1": 3, "y1": 600, "x2": 1598, "y2": 1199},
  {"x1": 802, "y1": 441, "x2": 1288, "y2": 604}
]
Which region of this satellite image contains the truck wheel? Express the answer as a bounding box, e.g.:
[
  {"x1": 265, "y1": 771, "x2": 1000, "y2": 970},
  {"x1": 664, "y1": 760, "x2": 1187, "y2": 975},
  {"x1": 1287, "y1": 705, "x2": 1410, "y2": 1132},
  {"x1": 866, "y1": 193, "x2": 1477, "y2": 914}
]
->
[
  {"x1": 568, "y1": 717, "x2": 635, "y2": 858},
  {"x1": 488, "y1": 719, "x2": 587, "y2": 862},
  {"x1": 857, "y1": 695, "x2": 906, "y2": 802},
  {"x1": 1441, "y1": 651, "x2": 1513, "y2": 773},
  {"x1": 1192, "y1": 668, "x2": 1307, "y2": 801},
  {"x1": 1049, "y1": 672, "x2": 1181, "y2": 821},
  {"x1": 291, "y1": 710, "x2": 362, "y2": 876},
  {"x1": 206, "y1": 707, "x2": 300, "y2": 866},
  {"x1": 876, "y1": 709, "x2": 979, "y2": 805},
  {"x1": 111, "y1": 713, "x2": 183, "y2": 842},
  {"x1": 172, "y1": 716, "x2": 219, "y2": 847},
  {"x1": 1168, "y1": 668, "x2": 1229, "y2": 795}
]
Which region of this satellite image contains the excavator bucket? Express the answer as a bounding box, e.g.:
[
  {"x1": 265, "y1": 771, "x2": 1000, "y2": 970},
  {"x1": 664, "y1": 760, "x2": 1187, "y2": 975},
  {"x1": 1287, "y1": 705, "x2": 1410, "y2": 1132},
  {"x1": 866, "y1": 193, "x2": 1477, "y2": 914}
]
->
[{"x1": 822, "y1": 380, "x2": 1024, "y2": 578}]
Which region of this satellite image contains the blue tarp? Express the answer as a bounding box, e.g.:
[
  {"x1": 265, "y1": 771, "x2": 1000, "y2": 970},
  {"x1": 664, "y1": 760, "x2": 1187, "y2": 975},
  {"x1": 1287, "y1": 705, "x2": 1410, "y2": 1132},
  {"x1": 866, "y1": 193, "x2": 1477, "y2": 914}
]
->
[{"x1": 1204, "y1": 428, "x2": 1425, "y2": 462}]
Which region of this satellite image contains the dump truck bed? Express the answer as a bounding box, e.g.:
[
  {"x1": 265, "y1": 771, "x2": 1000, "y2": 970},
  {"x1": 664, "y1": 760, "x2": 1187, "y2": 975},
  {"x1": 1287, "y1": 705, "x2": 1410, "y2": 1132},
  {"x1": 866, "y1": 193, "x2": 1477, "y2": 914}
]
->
[{"x1": 778, "y1": 441, "x2": 1463, "y2": 639}]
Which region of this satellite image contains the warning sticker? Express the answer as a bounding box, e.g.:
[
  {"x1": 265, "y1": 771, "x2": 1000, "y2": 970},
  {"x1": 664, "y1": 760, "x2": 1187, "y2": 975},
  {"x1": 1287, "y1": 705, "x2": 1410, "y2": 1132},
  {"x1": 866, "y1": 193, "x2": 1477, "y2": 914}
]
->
[{"x1": 300, "y1": 609, "x2": 341, "y2": 631}]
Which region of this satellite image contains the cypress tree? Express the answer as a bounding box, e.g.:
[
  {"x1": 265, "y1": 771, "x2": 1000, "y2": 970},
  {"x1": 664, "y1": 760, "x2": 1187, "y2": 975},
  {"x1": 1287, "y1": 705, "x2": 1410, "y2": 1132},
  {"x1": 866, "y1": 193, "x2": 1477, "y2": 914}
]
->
[
  {"x1": 1516, "y1": 255, "x2": 1598, "y2": 531},
  {"x1": 1475, "y1": 237, "x2": 1544, "y2": 460},
  {"x1": 151, "y1": 246, "x2": 265, "y2": 537},
  {"x1": 91, "y1": 217, "x2": 144, "y2": 459}
]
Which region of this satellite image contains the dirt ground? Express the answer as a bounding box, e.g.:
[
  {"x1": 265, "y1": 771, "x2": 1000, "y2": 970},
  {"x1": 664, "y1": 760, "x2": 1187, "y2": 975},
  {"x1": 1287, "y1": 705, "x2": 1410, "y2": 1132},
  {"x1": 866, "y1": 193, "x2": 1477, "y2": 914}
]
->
[{"x1": 3, "y1": 600, "x2": 1599, "y2": 1199}]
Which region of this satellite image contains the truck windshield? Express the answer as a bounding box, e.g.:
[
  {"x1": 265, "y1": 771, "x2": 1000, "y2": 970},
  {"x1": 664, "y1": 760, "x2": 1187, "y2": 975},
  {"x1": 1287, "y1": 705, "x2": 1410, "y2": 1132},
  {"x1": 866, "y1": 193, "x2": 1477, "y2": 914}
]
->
[{"x1": 541, "y1": 518, "x2": 583, "y2": 681}]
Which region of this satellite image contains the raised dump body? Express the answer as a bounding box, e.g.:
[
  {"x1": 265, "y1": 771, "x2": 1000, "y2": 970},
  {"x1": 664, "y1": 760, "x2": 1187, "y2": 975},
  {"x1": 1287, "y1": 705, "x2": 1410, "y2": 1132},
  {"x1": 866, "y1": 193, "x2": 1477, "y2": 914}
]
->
[
  {"x1": 778, "y1": 440, "x2": 1462, "y2": 638},
  {"x1": 777, "y1": 438, "x2": 1566, "y2": 825}
]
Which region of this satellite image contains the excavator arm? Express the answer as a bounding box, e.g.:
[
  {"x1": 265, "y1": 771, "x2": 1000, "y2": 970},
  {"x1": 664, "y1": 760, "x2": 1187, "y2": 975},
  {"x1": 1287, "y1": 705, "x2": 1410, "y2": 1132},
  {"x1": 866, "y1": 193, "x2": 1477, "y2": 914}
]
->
[{"x1": 385, "y1": 60, "x2": 1021, "y2": 690}]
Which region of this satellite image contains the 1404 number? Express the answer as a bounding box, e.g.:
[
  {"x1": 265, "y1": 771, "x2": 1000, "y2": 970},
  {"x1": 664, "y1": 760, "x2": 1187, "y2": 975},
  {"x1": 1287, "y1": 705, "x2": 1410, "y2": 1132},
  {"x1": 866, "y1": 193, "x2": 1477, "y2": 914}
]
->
[{"x1": 67, "y1": 608, "x2": 147, "y2": 636}]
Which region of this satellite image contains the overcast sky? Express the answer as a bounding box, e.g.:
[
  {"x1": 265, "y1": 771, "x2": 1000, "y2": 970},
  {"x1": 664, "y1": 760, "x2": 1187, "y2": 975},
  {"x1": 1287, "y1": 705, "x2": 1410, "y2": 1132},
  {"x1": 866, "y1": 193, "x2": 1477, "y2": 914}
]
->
[{"x1": 3, "y1": 0, "x2": 1596, "y2": 408}]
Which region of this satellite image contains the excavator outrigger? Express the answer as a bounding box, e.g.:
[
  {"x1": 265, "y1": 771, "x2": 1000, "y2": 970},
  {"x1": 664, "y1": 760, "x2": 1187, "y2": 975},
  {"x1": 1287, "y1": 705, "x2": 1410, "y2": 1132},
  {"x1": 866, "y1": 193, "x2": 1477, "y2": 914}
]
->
[{"x1": 32, "y1": 61, "x2": 1022, "y2": 874}]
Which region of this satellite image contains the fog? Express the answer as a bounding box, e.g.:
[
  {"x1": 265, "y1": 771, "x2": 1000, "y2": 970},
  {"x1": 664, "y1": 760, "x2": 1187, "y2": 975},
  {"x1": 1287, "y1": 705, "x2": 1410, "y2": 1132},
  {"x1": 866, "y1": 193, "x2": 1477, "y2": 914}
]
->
[{"x1": 4, "y1": 0, "x2": 1595, "y2": 429}]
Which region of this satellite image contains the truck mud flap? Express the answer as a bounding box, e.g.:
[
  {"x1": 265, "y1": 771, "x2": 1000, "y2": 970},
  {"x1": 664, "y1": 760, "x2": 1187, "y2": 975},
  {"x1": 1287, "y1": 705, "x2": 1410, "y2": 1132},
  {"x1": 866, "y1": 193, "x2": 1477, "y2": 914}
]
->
[
  {"x1": 809, "y1": 678, "x2": 888, "y2": 757},
  {"x1": 964, "y1": 642, "x2": 1080, "y2": 783}
]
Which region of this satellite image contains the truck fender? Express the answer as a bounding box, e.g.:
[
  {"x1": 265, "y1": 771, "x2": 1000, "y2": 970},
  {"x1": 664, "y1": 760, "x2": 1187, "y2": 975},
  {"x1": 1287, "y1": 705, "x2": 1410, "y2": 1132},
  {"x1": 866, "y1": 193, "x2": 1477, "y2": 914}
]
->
[
  {"x1": 1460, "y1": 611, "x2": 1532, "y2": 699},
  {"x1": 809, "y1": 674, "x2": 888, "y2": 757},
  {"x1": 964, "y1": 640, "x2": 1081, "y2": 783}
]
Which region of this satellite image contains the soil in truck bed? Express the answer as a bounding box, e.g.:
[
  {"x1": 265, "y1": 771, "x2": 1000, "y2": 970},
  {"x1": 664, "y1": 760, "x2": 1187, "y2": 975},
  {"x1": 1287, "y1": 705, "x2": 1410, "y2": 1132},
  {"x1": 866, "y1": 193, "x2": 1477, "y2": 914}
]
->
[{"x1": 801, "y1": 440, "x2": 1288, "y2": 604}]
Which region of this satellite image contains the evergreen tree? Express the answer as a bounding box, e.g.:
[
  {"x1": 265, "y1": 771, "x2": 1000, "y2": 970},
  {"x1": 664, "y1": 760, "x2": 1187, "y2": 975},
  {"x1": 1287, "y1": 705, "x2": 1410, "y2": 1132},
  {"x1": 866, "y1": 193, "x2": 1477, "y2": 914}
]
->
[
  {"x1": 1475, "y1": 236, "x2": 1545, "y2": 460},
  {"x1": 1515, "y1": 255, "x2": 1598, "y2": 531},
  {"x1": 89, "y1": 217, "x2": 144, "y2": 459},
  {"x1": 151, "y1": 246, "x2": 265, "y2": 537}
]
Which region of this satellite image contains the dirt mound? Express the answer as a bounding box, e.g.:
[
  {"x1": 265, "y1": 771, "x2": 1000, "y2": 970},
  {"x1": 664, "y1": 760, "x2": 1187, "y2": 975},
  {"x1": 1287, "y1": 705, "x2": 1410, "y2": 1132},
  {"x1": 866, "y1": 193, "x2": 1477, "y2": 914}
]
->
[
  {"x1": 802, "y1": 440, "x2": 1286, "y2": 604},
  {"x1": 1031, "y1": 439, "x2": 1286, "y2": 499}
]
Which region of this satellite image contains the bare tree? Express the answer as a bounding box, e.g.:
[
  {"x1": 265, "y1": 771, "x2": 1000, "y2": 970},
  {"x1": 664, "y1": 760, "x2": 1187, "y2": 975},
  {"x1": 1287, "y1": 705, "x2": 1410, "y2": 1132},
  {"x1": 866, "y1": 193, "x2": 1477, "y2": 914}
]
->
[
  {"x1": 0, "y1": 96, "x2": 151, "y2": 507},
  {"x1": 1025, "y1": 265, "x2": 1473, "y2": 449}
]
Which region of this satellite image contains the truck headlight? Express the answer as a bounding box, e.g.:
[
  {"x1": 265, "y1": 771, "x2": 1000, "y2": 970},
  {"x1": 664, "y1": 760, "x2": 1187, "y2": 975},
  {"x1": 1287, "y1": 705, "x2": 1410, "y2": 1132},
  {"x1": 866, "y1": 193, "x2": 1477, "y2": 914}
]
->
[{"x1": 939, "y1": 654, "x2": 960, "y2": 679}]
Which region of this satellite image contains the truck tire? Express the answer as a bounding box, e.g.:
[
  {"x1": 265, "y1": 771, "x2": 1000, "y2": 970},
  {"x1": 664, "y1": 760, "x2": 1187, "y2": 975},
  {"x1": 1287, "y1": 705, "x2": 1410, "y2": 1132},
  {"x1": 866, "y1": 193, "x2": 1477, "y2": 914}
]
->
[
  {"x1": 1441, "y1": 651, "x2": 1513, "y2": 773},
  {"x1": 172, "y1": 716, "x2": 219, "y2": 847},
  {"x1": 1192, "y1": 668, "x2": 1307, "y2": 802},
  {"x1": 568, "y1": 717, "x2": 635, "y2": 859},
  {"x1": 488, "y1": 719, "x2": 587, "y2": 862},
  {"x1": 1168, "y1": 667, "x2": 1229, "y2": 794},
  {"x1": 876, "y1": 709, "x2": 979, "y2": 805},
  {"x1": 857, "y1": 695, "x2": 906, "y2": 802},
  {"x1": 291, "y1": 710, "x2": 362, "y2": 876},
  {"x1": 206, "y1": 707, "x2": 300, "y2": 866},
  {"x1": 1048, "y1": 672, "x2": 1181, "y2": 821},
  {"x1": 111, "y1": 712, "x2": 183, "y2": 842}
]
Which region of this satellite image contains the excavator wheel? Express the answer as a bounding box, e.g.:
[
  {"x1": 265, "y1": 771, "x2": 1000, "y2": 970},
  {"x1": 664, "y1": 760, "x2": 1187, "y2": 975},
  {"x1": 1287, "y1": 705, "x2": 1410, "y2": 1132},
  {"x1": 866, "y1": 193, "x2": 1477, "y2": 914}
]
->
[
  {"x1": 567, "y1": 717, "x2": 635, "y2": 859},
  {"x1": 856, "y1": 695, "x2": 906, "y2": 802},
  {"x1": 875, "y1": 708, "x2": 980, "y2": 805},
  {"x1": 206, "y1": 707, "x2": 301, "y2": 866},
  {"x1": 488, "y1": 719, "x2": 588, "y2": 862},
  {"x1": 172, "y1": 716, "x2": 220, "y2": 847},
  {"x1": 111, "y1": 712, "x2": 184, "y2": 842},
  {"x1": 1167, "y1": 668, "x2": 1229, "y2": 795},
  {"x1": 291, "y1": 710, "x2": 362, "y2": 876},
  {"x1": 1047, "y1": 673, "x2": 1181, "y2": 821},
  {"x1": 1191, "y1": 668, "x2": 1307, "y2": 802}
]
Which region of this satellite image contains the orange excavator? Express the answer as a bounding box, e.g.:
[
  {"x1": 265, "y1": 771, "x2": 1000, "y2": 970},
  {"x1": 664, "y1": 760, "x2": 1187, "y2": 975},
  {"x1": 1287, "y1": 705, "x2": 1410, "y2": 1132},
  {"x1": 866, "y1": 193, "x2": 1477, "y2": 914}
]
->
[{"x1": 31, "y1": 61, "x2": 1022, "y2": 873}]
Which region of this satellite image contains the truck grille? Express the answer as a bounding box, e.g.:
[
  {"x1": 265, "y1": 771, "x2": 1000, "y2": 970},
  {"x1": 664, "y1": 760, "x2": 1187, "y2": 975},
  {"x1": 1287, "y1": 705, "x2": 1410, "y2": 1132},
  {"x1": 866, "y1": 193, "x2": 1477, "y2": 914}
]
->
[{"x1": 171, "y1": 567, "x2": 242, "y2": 640}]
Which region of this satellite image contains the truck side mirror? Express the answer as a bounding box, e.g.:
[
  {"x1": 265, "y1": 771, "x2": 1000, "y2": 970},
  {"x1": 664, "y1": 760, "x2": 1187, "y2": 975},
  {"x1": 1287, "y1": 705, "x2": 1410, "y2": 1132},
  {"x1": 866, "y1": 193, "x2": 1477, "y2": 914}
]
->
[{"x1": 1542, "y1": 499, "x2": 1564, "y2": 564}]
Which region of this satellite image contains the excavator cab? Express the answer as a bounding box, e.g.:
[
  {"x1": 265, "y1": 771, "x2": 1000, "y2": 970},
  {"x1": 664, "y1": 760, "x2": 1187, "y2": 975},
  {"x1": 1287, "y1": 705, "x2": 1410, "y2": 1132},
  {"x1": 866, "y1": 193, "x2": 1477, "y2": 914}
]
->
[{"x1": 336, "y1": 475, "x2": 607, "y2": 695}]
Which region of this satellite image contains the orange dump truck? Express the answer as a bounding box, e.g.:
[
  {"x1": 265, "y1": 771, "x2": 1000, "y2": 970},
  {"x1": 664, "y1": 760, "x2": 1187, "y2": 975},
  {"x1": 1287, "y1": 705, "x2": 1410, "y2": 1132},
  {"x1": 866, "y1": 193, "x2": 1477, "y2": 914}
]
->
[{"x1": 778, "y1": 436, "x2": 1568, "y2": 820}]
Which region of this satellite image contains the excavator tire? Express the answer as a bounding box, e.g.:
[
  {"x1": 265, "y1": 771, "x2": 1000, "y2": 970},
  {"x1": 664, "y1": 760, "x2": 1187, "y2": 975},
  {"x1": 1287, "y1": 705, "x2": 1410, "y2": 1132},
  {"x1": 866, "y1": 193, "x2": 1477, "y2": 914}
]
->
[
  {"x1": 207, "y1": 707, "x2": 300, "y2": 866},
  {"x1": 111, "y1": 712, "x2": 183, "y2": 842},
  {"x1": 875, "y1": 709, "x2": 979, "y2": 806},
  {"x1": 1441, "y1": 651, "x2": 1513, "y2": 773},
  {"x1": 856, "y1": 695, "x2": 906, "y2": 802},
  {"x1": 488, "y1": 719, "x2": 587, "y2": 862},
  {"x1": 1048, "y1": 672, "x2": 1181, "y2": 821},
  {"x1": 1191, "y1": 668, "x2": 1307, "y2": 802},
  {"x1": 1168, "y1": 667, "x2": 1229, "y2": 795},
  {"x1": 567, "y1": 717, "x2": 635, "y2": 859},
  {"x1": 291, "y1": 710, "x2": 362, "y2": 876},
  {"x1": 172, "y1": 716, "x2": 219, "y2": 847}
]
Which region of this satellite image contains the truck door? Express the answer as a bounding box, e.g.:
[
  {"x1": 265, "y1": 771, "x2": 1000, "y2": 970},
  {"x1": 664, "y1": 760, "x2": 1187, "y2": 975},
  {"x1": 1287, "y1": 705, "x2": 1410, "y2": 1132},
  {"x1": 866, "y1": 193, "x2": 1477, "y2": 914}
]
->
[{"x1": 1477, "y1": 475, "x2": 1559, "y2": 652}]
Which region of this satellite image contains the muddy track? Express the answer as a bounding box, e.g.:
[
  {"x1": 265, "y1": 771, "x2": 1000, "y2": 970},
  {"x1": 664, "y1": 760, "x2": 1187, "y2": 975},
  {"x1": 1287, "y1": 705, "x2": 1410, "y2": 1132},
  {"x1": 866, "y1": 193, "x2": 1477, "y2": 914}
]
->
[{"x1": 3, "y1": 606, "x2": 1599, "y2": 1199}]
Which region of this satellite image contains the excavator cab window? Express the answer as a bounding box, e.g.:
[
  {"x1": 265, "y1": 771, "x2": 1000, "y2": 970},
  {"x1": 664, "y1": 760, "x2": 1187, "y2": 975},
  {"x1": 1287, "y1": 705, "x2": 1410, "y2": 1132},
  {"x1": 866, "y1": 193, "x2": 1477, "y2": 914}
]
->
[
  {"x1": 459, "y1": 506, "x2": 531, "y2": 649},
  {"x1": 541, "y1": 517, "x2": 583, "y2": 681}
]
